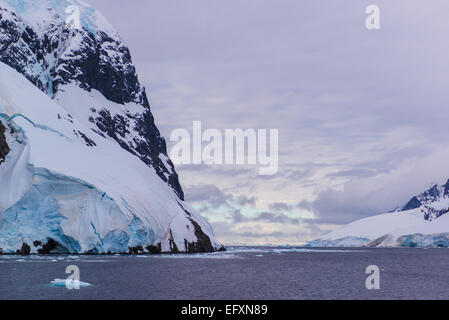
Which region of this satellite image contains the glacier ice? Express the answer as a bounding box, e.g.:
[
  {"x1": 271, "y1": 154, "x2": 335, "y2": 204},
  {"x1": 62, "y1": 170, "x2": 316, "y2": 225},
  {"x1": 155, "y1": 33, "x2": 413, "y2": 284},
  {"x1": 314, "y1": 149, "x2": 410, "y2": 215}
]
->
[
  {"x1": 0, "y1": 166, "x2": 155, "y2": 254},
  {"x1": 305, "y1": 237, "x2": 372, "y2": 248},
  {"x1": 396, "y1": 233, "x2": 449, "y2": 248},
  {"x1": 50, "y1": 278, "x2": 92, "y2": 288}
]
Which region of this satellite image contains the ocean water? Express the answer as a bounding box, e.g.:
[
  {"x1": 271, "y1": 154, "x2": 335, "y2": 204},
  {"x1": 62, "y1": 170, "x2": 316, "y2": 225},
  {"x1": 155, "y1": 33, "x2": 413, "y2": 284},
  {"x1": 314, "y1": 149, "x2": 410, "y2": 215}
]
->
[{"x1": 1, "y1": 247, "x2": 448, "y2": 300}]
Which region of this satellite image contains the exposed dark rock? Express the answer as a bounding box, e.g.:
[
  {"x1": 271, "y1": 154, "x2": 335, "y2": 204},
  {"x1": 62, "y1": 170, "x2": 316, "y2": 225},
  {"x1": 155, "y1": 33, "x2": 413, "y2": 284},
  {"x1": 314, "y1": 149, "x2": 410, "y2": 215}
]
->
[
  {"x1": 33, "y1": 241, "x2": 42, "y2": 247},
  {"x1": 0, "y1": 121, "x2": 10, "y2": 164},
  {"x1": 146, "y1": 243, "x2": 162, "y2": 254},
  {"x1": 128, "y1": 246, "x2": 144, "y2": 254},
  {"x1": 184, "y1": 219, "x2": 214, "y2": 253},
  {"x1": 399, "y1": 182, "x2": 449, "y2": 221},
  {"x1": 401, "y1": 196, "x2": 422, "y2": 211},
  {"x1": 421, "y1": 206, "x2": 449, "y2": 221},
  {"x1": 168, "y1": 230, "x2": 179, "y2": 253},
  {"x1": 77, "y1": 130, "x2": 96, "y2": 147},
  {"x1": 37, "y1": 239, "x2": 69, "y2": 254},
  {"x1": 17, "y1": 243, "x2": 31, "y2": 255}
]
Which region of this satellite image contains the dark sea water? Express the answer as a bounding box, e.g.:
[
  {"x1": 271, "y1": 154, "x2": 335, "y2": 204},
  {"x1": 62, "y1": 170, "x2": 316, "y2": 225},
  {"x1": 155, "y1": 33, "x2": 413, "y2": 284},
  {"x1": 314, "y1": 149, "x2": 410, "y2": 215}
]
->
[{"x1": 1, "y1": 247, "x2": 448, "y2": 300}]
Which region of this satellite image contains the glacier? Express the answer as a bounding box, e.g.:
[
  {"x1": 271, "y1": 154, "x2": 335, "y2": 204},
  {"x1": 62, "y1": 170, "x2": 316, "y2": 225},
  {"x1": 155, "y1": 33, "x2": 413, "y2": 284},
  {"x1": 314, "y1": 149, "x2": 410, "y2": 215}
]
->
[
  {"x1": 308, "y1": 183, "x2": 449, "y2": 248},
  {"x1": 305, "y1": 237, "x2": 371, "y2": 248},
  {"x1": 0, "y1": 0, "x2": 222, "y2": 254}
]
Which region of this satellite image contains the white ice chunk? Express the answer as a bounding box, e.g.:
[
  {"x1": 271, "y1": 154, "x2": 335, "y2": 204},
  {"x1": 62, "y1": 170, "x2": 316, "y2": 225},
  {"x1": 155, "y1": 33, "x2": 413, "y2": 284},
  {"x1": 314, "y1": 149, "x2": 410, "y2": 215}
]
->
[{"x1": 50, "y1": 279, "x2": 92, "y2": 288}]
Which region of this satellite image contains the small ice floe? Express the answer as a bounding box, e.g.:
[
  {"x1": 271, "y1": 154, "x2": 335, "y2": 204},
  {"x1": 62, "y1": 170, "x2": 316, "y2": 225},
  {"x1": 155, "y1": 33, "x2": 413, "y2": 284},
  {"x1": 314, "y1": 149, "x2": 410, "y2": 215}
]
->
[{"x1": 50, "y1": 279, "x2": 92, "y2": 288}]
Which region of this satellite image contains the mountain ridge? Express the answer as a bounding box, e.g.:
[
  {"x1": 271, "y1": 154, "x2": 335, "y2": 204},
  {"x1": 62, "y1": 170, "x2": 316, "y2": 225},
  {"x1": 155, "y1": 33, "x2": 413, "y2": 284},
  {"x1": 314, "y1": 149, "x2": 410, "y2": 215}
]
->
[
  {"x1": 0, "y1": 0, "x2": 221, "y2": 254},
  {"x1": 308, "y1": 179, "x2": 449, "y2": 248},
  {"x1": 0, "y1": 1, "x2": 184, "y2": 199}
]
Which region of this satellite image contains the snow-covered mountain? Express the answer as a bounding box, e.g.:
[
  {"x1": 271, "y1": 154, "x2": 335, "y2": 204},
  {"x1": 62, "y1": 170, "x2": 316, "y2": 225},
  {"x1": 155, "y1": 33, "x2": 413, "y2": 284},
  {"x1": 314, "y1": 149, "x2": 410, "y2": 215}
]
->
[
  {"x1": 308, "y1": 182, "x2": 449, "y2": 248},
  {"x1": 0, "y1": 0, "x2": 222, "y2": 254}
]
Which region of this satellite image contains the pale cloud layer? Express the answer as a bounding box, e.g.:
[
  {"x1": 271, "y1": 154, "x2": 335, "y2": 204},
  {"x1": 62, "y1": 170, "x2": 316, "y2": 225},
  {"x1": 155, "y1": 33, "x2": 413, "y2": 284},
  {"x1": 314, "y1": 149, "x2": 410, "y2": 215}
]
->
[{"x1": 89, "y1": 0, "x2": 449, "y2": 245}]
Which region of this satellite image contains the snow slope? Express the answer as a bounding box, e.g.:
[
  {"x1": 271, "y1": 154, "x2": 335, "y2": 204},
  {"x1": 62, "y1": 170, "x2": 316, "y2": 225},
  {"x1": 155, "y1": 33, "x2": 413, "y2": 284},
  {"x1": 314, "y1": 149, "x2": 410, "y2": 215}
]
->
[
  {"x1": 0, "y1": 0, "x2": 221, "y2": 254},
  {"x1": 0, "y1": 0, "x2": 184, "y2": 199},
  {"x1": 308, "y1": 183, "x2": 449, "y2": 248},
  {"x1": 0, "y1": 62, "x2": 219, "y2": 254}
]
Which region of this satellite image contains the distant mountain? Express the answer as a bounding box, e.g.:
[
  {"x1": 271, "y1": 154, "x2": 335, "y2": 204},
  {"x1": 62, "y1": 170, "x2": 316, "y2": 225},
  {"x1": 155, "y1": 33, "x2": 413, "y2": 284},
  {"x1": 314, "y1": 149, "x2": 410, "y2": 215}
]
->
[
  {"x1": 0, "y1": 0, "x2": 222, "y2": 254},
  {"x1": 307, "y1": 181, "x2": 449, "y2": 248},
  {"x1": 398, "y1": 181, "x2": 449, "y2": 220}
]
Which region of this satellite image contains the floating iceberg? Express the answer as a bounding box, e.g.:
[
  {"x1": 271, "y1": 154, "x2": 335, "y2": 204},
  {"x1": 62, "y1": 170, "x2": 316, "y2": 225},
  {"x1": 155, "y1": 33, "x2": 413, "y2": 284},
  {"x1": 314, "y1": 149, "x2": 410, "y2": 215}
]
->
[{"x1": 50, "y1": 279, "x2": 92, "y2": 288}]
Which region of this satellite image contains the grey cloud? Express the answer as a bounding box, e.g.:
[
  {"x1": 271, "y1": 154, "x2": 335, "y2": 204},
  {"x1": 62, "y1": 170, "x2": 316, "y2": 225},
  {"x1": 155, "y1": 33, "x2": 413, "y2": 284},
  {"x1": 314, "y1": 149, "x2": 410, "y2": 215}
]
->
[
  {"x1": 231, "y1": 209, "x2": 246, "y2": 223},
  {"x1": 184, "y1": 184, "x2": 232, "y2": 208},
  {"x1": 236, "y1": 195, "x2": 257, "y2": 206},
  {"x1": 284, "y1": 169, "x2": 314, "y2": 181},
  {"x1": 230, "y1": 210, "x2": 299, "y2": 225},
  {"x1": 268, "y1": 202, "x2": 294, "y2": 212},
  {"x1": 88, "y1": 0, "x2": 449, "y2": 243},
  {"x1": 254, "y1": 212, "x2": 300, "y2": 225},
  {"x1": 185, "y1": 184, "x2": 258, "y2": 215},
  {"x1": 238, "y1": 231, "x2": 288, "y2": 239}
]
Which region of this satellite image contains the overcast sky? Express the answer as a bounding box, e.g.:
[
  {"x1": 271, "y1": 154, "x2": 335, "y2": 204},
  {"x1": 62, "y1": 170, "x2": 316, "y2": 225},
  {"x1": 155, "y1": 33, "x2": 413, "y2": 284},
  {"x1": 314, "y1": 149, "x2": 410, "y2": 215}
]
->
[{"x1": 88, "y1": 0, "x2": 449, "y2": 245}]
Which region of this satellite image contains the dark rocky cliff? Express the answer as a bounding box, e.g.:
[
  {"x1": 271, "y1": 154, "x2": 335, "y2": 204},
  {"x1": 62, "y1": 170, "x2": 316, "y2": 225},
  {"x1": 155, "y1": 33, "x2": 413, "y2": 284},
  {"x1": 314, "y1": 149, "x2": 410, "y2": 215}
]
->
[{"x1": 0, "y1": 121, "x2": 10, "y2": 164}]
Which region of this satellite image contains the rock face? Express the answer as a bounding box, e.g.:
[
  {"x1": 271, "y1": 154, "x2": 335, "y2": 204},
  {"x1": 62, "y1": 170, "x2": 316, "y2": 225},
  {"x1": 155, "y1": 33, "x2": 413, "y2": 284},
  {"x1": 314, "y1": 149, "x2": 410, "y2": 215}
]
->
[
  {"x1": 398, "y1": 181, "x2": 449, "y2": 221},
  {"x1": 0, "y1": 121, "x2": 9, "y2": 163},
  {"x1": 0, "y1": 0, "x2": 221, "y2": 254}
]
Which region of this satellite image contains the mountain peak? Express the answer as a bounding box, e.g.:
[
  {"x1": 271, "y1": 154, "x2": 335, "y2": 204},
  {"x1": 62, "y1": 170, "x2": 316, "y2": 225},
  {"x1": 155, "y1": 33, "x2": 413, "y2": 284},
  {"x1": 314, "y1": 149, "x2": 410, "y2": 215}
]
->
[
  {"x1": 1, "y1": 0, "x2": 114, "y2": 37},
  {"x1": 0, "y1": 0, "x2": 185, "y2": 198},
  {"x1": 399, "y1": 180, "x2": 449, "y2": 221}
]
